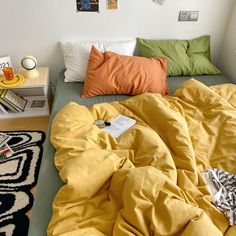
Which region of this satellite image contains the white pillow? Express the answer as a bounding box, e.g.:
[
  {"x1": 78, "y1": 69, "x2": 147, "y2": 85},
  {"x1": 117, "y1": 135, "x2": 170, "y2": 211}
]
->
[{"x1": 60, "y1": 40, "x2": 136, "y2": 82}]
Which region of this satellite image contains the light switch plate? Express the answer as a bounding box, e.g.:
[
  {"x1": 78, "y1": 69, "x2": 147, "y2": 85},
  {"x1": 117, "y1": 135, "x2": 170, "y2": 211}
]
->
[{"x1": 179, "y1": 11, "x2": 199, "y2": 21}]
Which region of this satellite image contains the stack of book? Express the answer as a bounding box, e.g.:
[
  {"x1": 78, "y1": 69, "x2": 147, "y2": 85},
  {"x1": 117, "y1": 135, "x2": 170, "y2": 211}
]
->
[
  {"x1": 0, "y1": 89, "x2": 28, "y2": 114},
  {"x1": 0, "y1": 133, "x2": 14, "y2": 162}
]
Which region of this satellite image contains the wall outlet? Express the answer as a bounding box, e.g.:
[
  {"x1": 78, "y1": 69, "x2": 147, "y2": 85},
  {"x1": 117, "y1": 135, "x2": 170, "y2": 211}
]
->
[{"x1": 179, "y1": 11, "x2": 199, "y2": 21}]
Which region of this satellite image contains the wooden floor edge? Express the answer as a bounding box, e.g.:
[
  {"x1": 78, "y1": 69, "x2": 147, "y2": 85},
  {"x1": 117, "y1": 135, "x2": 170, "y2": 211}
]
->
[{"x1": 0, "y1": 116, "x2": 50, "y2": 133}]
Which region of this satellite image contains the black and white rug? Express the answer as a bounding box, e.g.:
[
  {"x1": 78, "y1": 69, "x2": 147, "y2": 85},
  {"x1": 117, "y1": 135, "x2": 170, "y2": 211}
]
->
[{"x1": 0, "y1": 131, "x2": 45, "y2": 236}]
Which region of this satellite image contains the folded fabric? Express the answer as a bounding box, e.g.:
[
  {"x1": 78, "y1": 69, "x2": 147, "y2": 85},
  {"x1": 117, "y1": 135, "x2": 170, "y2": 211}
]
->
[
  {"x1": 202, "y1": 168, "x2": 236, "y2": 225},
  {"x1": 82, "y1": 46, "x2": 168, "y2": 97}
]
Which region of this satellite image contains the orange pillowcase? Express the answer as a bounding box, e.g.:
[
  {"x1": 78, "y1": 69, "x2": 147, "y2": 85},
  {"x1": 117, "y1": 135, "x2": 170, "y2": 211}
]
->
[{"x1": 82, "y1": 46, "x2": 168, "y2": 98}]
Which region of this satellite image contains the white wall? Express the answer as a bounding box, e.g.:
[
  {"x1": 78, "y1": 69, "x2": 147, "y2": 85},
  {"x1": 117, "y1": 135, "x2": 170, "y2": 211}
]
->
[
  {"x1": 0, "y1": 0, "x2": 234, "y2": 83},
  {"x1": 218, "y1": 2, "x2": 236, "y2": 83}
]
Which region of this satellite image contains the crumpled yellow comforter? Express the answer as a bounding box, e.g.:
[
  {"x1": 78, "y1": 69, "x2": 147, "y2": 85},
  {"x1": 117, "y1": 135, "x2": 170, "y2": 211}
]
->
[{"x1": 47, "y1": 79, "x2": 236, "y2": 236}]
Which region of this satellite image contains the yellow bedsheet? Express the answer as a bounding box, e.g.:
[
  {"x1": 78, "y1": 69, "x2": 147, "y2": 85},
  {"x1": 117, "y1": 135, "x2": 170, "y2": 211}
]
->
[{"x1": 48, "y1": 79, "x2": 236, "y2": 236}]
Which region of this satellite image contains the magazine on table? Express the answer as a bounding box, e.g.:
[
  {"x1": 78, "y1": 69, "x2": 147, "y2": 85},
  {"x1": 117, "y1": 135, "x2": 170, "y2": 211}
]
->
[
  {"x1": 0, "y1": 143, "x2": 14, "y2": 162},
  {"x1": 24, "y1": 96, "x2": 46, "y2": 111},
  {"x1": 0, "y1": 132, "x2": 11, "y2": 149}
]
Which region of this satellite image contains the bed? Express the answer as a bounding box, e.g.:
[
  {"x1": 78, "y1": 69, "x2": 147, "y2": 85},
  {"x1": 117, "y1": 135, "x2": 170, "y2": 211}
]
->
[
  {"x1": 28, "y1": 37, "x2": 236, "y2": 236},
  {"x1": 27, "y1": 73, "x2": 234, "y2": 236}
]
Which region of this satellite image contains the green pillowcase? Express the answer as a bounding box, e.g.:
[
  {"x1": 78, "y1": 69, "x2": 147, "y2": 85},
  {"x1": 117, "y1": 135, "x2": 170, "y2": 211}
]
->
[{"x1": 137, "y1": 35, "x2": 221, "y2": 76}]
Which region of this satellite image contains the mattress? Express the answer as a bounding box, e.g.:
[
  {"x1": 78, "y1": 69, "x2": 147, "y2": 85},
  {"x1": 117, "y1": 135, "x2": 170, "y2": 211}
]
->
[{"x1": 28, "y1": 73, "x2": 231, "y2": 236}]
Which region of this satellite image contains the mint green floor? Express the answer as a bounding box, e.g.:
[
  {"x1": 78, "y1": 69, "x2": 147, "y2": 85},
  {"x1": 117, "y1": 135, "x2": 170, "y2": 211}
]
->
[{"x1": 28, "y1": 73, "x2": 231, "y2": 236}]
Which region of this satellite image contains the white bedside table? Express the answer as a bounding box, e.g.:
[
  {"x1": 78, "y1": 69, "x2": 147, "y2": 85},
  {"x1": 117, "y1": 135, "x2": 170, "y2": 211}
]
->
[{"x1": 0, "y1": 67, "x2": 51, "y2": 119}]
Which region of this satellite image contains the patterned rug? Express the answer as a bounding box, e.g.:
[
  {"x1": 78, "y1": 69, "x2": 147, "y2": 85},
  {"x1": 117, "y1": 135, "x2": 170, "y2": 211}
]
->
[{"x1": 0, "y1": 131, "x2": 45, "y2": 236}]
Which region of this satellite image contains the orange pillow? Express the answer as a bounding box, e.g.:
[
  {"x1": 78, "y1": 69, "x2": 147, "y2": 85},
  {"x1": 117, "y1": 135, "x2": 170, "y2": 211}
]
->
[{"x1": 82, "y1": 46, "x2": 168, "y2": 98}]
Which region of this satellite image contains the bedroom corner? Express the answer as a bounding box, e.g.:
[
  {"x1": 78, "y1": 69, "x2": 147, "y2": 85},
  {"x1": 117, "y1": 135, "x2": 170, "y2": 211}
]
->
[{"x1": 0, "y1": 1, "x2": 235, "y2": 236}]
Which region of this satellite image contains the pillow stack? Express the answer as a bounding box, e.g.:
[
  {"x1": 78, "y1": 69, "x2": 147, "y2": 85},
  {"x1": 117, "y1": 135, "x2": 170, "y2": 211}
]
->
[
  {"x1": 60, "y1": 40, "x2": 136, "y2": 82},
  {"x1": 60, "y1": 35, "x2": 221, "y2": 97}
]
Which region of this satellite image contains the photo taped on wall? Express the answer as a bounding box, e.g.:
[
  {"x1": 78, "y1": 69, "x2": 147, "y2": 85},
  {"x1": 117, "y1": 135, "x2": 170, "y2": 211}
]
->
[
  {"x1": 107, "y1": 0, "x2": 118, "y2": 10},
  {"x1": 77, "y1": 0, "x2": 99, "y2": 12}
]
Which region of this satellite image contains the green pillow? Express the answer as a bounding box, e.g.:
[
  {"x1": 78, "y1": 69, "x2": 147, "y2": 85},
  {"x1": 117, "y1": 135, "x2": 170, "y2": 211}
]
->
[{"x1": 137, "y1": 35, "x2": 221, "y2": 76}]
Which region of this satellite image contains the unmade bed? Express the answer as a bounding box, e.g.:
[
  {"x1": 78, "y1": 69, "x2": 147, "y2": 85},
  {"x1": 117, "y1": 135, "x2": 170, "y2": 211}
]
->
[{"x1": 27, "y1": 72, "x2": 234, "y2": 236}]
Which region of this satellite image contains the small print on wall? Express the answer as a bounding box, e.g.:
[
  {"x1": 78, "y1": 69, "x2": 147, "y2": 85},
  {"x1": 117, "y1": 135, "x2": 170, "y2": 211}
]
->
[
  {"x1": 153, "y1": 0, "x2": 166, "y2": 5},
  {"x1": 107, "y1": 0, "x2": 118, "y2": 10},
  {"x1": 77, "y1": 0, "x2": 99, "y2": 12}
]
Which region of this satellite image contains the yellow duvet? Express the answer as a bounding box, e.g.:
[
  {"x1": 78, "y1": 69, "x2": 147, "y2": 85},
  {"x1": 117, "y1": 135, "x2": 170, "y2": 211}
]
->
[{"x1": 48, "y1": 79, "x2": 236, "y2": 236}]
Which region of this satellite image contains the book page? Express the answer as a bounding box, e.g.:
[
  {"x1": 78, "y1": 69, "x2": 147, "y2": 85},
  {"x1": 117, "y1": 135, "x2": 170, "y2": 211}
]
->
[
  {"x1": 101, "y1": 115, "x2": 136, "y2": 138},
  {"x1": 4, "y1": 90, "x2": 27, "y2": 111}
]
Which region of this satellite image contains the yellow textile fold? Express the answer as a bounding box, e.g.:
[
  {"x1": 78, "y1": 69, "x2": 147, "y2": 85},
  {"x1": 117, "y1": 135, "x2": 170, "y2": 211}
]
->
[{"x1": 48, "y1": 79, "x2": 236, "y2": 236}]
